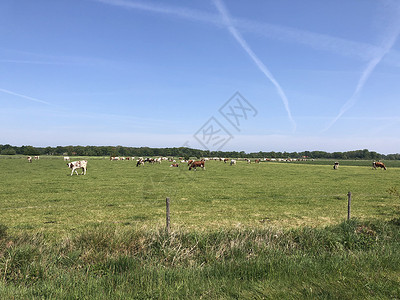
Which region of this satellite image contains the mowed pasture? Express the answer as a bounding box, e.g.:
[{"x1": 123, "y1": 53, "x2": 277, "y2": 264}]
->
[{"x1": 1, "y1": 156, "x2": 399, "y2": 236}]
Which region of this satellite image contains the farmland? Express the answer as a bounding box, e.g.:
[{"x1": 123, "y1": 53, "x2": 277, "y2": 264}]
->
[
  {"x1": 0, "y1": 156, "x2": 400, "y2": 298},
  {"x1": 1, "y1": 156, "x2": 399, "y2": 234}
]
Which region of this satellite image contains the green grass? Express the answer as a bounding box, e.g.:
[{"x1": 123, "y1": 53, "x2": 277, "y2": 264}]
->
[
  {"x1": 0, "y1": 219, "x2": 399, "y2": 299},
  {"x1": 0, "y1": 156, "x2": 399, "y2": 298},
  {"x1": 0, "y1": 156, "x2": 399, "y2": 235}
]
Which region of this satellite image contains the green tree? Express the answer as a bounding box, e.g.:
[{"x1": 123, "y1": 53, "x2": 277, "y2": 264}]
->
[
  {"x1": 23, "y1": 146, "x2": 40, "y2": 156},
  {"x1": 1, "y1": 148, "x2": 16, "y2": 155}
]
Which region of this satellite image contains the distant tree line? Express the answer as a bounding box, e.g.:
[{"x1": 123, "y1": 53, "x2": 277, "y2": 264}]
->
[{"x1": 1, "y1": 144, "x2": 399, "y2": 160}]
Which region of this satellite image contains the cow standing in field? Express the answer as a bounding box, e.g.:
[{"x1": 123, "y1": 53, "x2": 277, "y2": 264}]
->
[
  {"x1": 230, "y1": 159, "x2": 236, "y2": 165},
  {"x1": 373, "y1": 161, "x2": 387, "y2": 170},
  {"x1": 64, "y1": 156, "x2": 70, "y2": 161},
  {"x1": 333, "y1": 162, "x2": 339, "y2": 170},
  {"x1": 136, "y1": 159, "x2": 144, "y2": 167},
  {"x1": 189, "y1": 160, "x2": 205, "y2": 171},
  {"x1": 34, "y1": 156, "x2": 39, "y2": 160},
  {"x1": 27, "y1": 156, "x2": 32, "y2": 163},
  {"x1": 67, "y1": 160, "x2": 87, "y2": 176}
]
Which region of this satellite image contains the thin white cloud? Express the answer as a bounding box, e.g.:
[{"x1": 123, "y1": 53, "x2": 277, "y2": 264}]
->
[
  {"x1": 323, "y1": 1, "x2": 400, "y2": 132},
  {"x1": 92, "y1": 0, "x2": 220, "y2": 25},
  {"x1": 0, "y1": 47, "x2": 121, "y2": 68},
  {"x1": 0, "y1": 59, "x2": 68, "y2": 65},
  {"x1": 0, "y1": 88, "x2": 52, "y2": 106},
  {"x1": 92, "y1": 0, "x2": 400, "y2": 65},
  {"x1": 212, "y1": 0, "x2": 296, "y2": 131}
]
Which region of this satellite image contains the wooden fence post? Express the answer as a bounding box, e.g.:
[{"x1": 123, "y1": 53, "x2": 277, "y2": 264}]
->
[
  {"x1": 347, "y1": 191, "x2": 351, "y2": 220},
  {"x1": 166, "y1": 197, "x2": 170, "y2": 233}
]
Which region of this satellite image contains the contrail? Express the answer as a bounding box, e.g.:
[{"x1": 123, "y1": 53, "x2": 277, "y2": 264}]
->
[
  {"x1": 323, "y1": 1, "x2": 400, "y2": 132},
  {"x1": 0, "y1": 59, "x2": 67, "y2": 65},
  {"x1": 91, "y1": 0, "x2": 400, "y2": 66},
  {"x1": 92, "y1": 0, "x2": 220, "y2": 25},
  {"x1": 212, "y1": 0, "x2": 296, "y2": 131},
  {"x1": 0, "y1": 88, "x2": 52, "y2": 105}
]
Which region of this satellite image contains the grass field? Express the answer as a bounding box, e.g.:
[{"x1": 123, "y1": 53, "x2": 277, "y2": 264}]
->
[
  {"x1": 0, "y1": 156, "x2": 399, "y2": 234},
  {"x1": 0, "y1": 156, "x2": 399, "y2": 298}
]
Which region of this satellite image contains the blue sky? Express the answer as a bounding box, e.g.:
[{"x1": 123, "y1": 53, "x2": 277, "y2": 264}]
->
[{"x1": 1, "y1": 0, "x2": 400, "y2": 154}]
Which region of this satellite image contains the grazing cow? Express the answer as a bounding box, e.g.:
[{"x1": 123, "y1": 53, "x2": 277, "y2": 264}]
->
[
  {"x1": 224, "y1": 158, "x2": 229, "y2": 163},
  {"x1": 189, "y1": 160, "x2": 205, "y2": 171},
  {"x1": 64, "y1": 156, "x2": 70, "y2": 161},
  {"x1": 245, "y1": 159, "x2": 251, "y2": 164},
  {"x1": 67, "y1": 160, "x2": 87, "y2": 176},
  {"x1": 187, "y1": 160, "x2": 193, "y2": 166},
  {"x1": 333, "y1": 162, "x2": 339, "y2": 170},
  {"x1": 169, "y1": 163, "x2": 179, "y2": 167},
  {"x1": 373, "y1": 161, "x2": 387, "y2": 170},
  {"x1": 27, "y1": 156, "x2": 32, "y2": 163},
  {"x1": 136, "y1": 159, "x2": 144, "y2": 167},
  {"x1": 34, "y1": 156, "x2": 39, "y2": 160},
  {"x1": 230, "y1": 159, "x2": 236, "y2": 165},
  {"x1": 255, "y1": 159, "x2": 260, "y2": 163},
  {"x1": 110, "y1": 157, "x2": 120, "y2": 161}
]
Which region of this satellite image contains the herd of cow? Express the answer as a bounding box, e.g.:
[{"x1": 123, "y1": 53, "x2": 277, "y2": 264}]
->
[{"x1": 25, "y1": 156, "x2": 389, "y2": 175}]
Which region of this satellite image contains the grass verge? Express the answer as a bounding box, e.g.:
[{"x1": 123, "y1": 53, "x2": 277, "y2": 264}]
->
[{"x1": 0, "y1": 219, "x2": 399, "y2": 299}]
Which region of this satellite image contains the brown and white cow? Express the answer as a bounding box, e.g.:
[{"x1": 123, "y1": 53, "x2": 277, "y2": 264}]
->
[
  {"x1": 373, "y1": 161, "x2": 387, "y2": 170},
  {"x1": 67, "y1": 160, "x2": 87, "y2": 176},
  {"x1": 189, "y1": 160, "x2": 205, "y2": 171},
  {"x1": 169, "y1": 163, "x2": 179, "y2": 167},
  {"x1": 27, "y1": 156, "x2": 32, "y2": 163},
  {"x1": 230, "y1": 159, "x2": 236, "y2": 165}
]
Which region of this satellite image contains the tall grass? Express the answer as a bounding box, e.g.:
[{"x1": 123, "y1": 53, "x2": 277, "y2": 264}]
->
[{"x1": 0, "y1": 219, "x2": 399, "y2": 299}]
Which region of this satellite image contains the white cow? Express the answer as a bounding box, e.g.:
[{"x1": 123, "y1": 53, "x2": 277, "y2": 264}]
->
[
  {"x1": 64, "y1": 156, "x2": 70, "y2": 161},
  {"x1": 67, "y1": 160, "x2": 87, "y2": 176},
  {"x1": 230, "y1": 159, "x2": 236, "y2": 165},
  {"x1": 34, "y1": 156, "x2": 40, "y2": 160}
]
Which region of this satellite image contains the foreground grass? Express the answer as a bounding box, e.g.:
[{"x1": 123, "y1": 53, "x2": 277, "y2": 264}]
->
[{"x1": 0, "y1": 219, "x2": 399, "y2": 299}]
